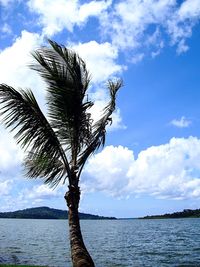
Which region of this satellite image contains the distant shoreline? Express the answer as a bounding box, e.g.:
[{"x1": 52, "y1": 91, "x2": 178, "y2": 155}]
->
[
  {"x1": 1, "y1": 207, "x2": 200, "y2": 220},
  {"x1": 0, "y1": 206, "x2": 116, "y2": 220},
  {"x1": 139, "y1": 208, "x2": 200, "y2": 219}
]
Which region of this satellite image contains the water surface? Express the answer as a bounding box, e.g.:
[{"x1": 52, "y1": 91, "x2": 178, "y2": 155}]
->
[{"x1": 0, "y1": 218, "x2": 200, "y2": 266}]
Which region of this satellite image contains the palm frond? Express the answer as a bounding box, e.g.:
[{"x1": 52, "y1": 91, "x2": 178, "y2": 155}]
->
[
  {"x1": 0, "y1": 84, "x2": 70, "y2": 185},
  {"x1": 77, "y1": 79, "x2": 123, "y2": 176},
  {"x1": 31, "y1": 40, "x2": 92, "y2": 164},
  {"x1": 0, "y1": 41, "x2": 122, "y2": 187},
  {"x1": 24, "y1": 151, "x2": 65, "y2": 187}
]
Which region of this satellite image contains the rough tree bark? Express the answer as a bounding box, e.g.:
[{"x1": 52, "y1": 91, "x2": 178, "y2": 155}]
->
[{"x1": 65, "y1": 185, "x2": 95, "y2": 267}]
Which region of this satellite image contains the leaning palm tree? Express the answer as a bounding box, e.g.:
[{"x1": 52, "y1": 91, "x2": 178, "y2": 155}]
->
[{"x1": 0, "y1": 40, "x2": 122, "y2": 267}]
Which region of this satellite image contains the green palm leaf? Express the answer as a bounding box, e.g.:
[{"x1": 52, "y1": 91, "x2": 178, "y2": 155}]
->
[
  {"x1": 0, "y1": 40, "x2": 122, "y2": 187},
  {"x1": 0, "y1": 84, "x2": 70, "y2": 185},
  {"x1": 31, "y1": 40, "x2": 92, "y2": 165},
  {"x1": 24, "y1": 151, "x2": 65, "y2": 187}
]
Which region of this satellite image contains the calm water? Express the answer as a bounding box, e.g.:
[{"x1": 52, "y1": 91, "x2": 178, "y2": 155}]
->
[{"x1": 0, "y1": 218, "x2": 200, "y2": 267}]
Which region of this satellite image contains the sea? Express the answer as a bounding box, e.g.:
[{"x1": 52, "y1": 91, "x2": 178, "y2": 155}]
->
[{"x1": 0, "y1": 218, "x2": 200, "y2": 267}]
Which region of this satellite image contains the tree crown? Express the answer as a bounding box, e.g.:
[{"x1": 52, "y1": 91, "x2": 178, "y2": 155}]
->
[{"x1": 0, "y1": 40, "x2": 122, "y2": 187}]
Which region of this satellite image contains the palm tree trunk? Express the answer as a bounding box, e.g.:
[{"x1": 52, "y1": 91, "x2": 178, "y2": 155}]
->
[{"x1": 65, "y1": 185, "x2": 95, "y2": 267}]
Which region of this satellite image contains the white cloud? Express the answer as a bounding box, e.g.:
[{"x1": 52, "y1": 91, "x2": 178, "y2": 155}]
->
[
  {"x1": 0, "y1": 31, "x2": 47, "y2": 174},
  {"x1": 82, "y1": 145, "x2": 134, "y2": 196},
  {"x1": 71, "y1": 41, "x2": 126, "y2": 130},
  {"x1": 1, "y1": 23, "x2": 12, "y2": 35},
  {"x1": 78, "y1": 0, "x2": 112, "y2": 22},
  {"x1": 170, "y1": 116, "x2": 191, "y2": 128},
  {"x1": 28, "y1": 0, "x2": 111, "y2": 36},
  {"x1": 178, "y1": 0, "x2": 200, "y2": 20},
  {"x1": 0, "y1": 182, "x2": 63, "y2": 211},
  {"x1": 83, "y1": 136, "x2": 200, "y2": 200},
  {"x1": 22, "y1": 184, "x2": 62, "y2": 200},
  {"x1": 163, "y1": 0, "x2": 200, "y2": 53},
  {"x1": 0, "y1": 30, "x2": 46, "y2": 109},
  {"x1": 131, "y1": 53, "x2": 144, "y2": 64},
  {"x1": 110, "y1": 109, "x2": 126, "y2": 131},
  {"x1": 176, "y1": 39, "x2": 189, "y2": 54},
  {"x1": 0, "y1": 129, "x2": 23, "y2": 169},
  {"x1": 100, "y1": 0, "x2": 176, "y2": 49},
  {"x1": 0, "y1": 180, "x2": 12, "y2": 196},
  {"x1": 0, "y1": 31, "x2": 43, "y2": 89},
  {"x1": 24, "y1": 0, "x2": 200, "y2": 62},
  {"x1": 100, "y1": 0, "x2": 200, "y2": 56},
  {"x1": 72, "y1": 41, "x2": 125, "y2": 83}
]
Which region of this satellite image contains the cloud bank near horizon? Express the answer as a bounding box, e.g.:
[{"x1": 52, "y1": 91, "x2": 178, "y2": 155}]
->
[
  {"x1": 1, "y1": 136, "x2": 200, "y2": 211},
  {"x1": 83, "y1": 136, "x2": 200, "y2": 200}
]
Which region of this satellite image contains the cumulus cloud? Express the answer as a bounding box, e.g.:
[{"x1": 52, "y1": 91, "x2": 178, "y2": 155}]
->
[
  {"x1": 28, "y1": 0, "x2": 111, "y2": 36},
  {"x1": 0, "y1": 180, "x2": 63, "y2": 211},
  {"x1": 100, "y1": 0, "x2": 175, "y2": 49},
  {"x1": 71, "y1": 40, "x2": 125, "y2": 83},
  {"x1": 178, "y1": 0, "x2": 200, "y2": 20},
  {"x1": 100, "y1": 0, "x2": 200, "y2": 55},
  {"x1": 170, "y1": 116, "x2": 192, "y2": 128},
  {"x1": 0, "y1": 30, "x2": 124, "y2": 123},
  {"x1": 83, "y1": 136, "x2": 200, "y2": 200},
  {"x1": 109, "y1": 109, "x2": 126, "y2": 131},
  {"x1": 0, "y1": 30, "x2": 45, "y2": 106},
  {"x1": 82, "y1": 145, "x2": 134, "y2": 196},
  {"x1": 24, "y1": 184, "x2": 62, "y2": 200},
  {"x1": 24, "y1": 0, "x2": 200, "y2": 61},
  {"x1": 0, "y1": 129, "x2": 23, "y2": 170},
  {"x1": 71, "y1": 41, "x2": 126, "y2": 130}
]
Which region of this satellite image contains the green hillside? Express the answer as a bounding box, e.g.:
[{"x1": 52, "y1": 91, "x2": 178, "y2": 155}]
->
[{"x1": 0, "y1": 206, "x2": 116, "y2": 220}]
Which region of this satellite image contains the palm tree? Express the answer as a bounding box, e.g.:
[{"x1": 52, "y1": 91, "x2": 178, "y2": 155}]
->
[{"x1": 0, "y1": 40, "x2": 122, "y2": 267}]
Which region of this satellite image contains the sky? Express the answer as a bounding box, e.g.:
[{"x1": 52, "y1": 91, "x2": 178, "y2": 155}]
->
[{"x1": 0, "y1": 0, "x2": 200, "y2": 218}]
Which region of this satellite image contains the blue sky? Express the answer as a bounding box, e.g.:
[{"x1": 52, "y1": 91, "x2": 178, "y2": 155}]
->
[{"x1": 0, "y1": 0, "x2": 200, "y2": 218}]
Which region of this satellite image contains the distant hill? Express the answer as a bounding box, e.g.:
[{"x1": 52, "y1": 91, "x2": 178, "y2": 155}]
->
[
  {"x1": 140, "y1": 209, "x2": 200, "y2": 219},
  {"x1": 0, "y1": 206, "x2": 116, "y2": 220}
]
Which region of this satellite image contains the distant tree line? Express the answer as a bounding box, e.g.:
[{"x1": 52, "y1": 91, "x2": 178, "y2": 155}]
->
[{"x1": 141, "y1": 209, "x2": 200, "y2": 219}]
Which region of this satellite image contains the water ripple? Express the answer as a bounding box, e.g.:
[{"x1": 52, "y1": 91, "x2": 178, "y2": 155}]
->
[{"x1": 0, "y1": 218, "x2": 200, "y2": 266}]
